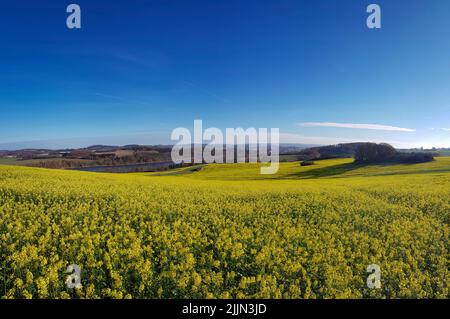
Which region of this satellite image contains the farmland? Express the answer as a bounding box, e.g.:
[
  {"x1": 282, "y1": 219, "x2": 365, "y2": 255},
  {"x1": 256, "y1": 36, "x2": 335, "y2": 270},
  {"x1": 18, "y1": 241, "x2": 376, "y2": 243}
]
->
[{"x1": 0, "y1": 158, "x2": 449, "y2": 299}]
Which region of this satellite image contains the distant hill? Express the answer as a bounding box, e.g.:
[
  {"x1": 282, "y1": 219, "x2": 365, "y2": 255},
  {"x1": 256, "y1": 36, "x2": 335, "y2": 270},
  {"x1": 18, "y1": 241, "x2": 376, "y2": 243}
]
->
[
  {"x1": 1, "y1": 142, "x2": 445, "y2": 168},
  {"x1": 0, "y1": 144, "x2": 174, "y2": 169}
]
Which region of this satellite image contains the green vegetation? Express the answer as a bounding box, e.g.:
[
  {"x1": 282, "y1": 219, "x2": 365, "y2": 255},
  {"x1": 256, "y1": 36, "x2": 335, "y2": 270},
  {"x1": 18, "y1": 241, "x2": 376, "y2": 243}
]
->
[
  {"x1": 0, "y1": 158, "x2": 449, "y2": 299},
  {"x1": 0, "y1": 158, "x2": 19, "y2": 165}
]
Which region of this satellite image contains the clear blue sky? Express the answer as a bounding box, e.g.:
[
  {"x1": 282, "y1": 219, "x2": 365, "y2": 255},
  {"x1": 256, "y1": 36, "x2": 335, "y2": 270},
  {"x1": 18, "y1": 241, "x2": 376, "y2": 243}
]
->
[{"x1": 1, "y1": 0, "x2": 450, "y2": 149}]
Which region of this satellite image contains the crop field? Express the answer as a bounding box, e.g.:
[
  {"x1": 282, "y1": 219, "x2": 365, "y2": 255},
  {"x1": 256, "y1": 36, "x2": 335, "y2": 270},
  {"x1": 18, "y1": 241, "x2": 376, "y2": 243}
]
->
[{"x1": 0, "y1": 158, "x2": 449, "y2": 299}]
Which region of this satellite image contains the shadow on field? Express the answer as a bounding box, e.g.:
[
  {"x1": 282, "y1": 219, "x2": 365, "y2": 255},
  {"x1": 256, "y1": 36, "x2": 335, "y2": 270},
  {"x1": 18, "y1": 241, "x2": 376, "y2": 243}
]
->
[
  {"x1": 288, "y1": 162, "x2": 363, "y2": 179},
  {"x1": 288, "y1": 160, "x2": 447, "y2": 179},
  {"x1": 152, "y1": 164, "x2": 206, "y2": 176}
]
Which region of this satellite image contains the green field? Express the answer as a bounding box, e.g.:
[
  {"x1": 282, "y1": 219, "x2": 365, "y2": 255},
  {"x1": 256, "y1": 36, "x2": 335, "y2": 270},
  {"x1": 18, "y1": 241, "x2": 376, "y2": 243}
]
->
[
  {"x1": 0, "y1": 158, "x2": 448, "y2": 299},
  {"x1": 0, "y1": 158, "x2": 19, "y2": 165}
]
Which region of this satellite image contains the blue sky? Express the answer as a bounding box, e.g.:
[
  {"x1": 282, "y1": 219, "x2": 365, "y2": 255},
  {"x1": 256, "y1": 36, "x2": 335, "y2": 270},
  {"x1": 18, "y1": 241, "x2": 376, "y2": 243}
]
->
[{"x1": 1, "y1": 0, "x2": 450, "y2": 149}]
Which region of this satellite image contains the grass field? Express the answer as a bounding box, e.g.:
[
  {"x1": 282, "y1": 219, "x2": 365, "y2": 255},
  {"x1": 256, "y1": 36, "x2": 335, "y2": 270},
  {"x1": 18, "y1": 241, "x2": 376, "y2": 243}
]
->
[
  {"x1": 0, "y1": 158, "x2": 19, "y2": 165},
  {"x1": 0, "y1": 158, "x2": 448, "y2": 299}
]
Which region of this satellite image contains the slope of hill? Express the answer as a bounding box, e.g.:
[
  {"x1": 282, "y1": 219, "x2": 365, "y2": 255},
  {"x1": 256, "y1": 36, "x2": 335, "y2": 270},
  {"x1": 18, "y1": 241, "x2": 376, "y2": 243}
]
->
[{"x1": 145, "y1": 157, "x2": 450, "y2": 180}]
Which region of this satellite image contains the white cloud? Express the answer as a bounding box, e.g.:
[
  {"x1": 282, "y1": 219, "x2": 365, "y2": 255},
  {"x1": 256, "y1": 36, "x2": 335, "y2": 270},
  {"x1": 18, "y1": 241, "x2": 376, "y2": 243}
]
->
[
  {"x1": 298, "y1": 122, "x2": 416, "y2": 132},
  {"x1": 440, "y1": 128, "x2": 450, "y2": 131}
]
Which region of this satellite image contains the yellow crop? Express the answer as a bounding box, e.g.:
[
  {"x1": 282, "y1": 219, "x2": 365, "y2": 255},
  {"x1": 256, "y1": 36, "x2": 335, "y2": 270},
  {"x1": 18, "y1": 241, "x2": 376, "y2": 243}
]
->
[{"x1": 0, "y1": 158, "x2": 449, "y2": 299}]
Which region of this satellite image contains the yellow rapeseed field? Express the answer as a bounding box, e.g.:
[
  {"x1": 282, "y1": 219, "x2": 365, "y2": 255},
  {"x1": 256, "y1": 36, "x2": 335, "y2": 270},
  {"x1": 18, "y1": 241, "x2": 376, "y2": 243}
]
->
[{"x1": 0, "y1": 158, "x2": 449, "y2": 299}]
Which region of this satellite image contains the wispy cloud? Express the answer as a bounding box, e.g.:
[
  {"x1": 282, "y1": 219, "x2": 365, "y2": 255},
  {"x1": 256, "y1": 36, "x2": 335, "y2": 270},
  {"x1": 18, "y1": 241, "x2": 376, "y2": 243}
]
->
[
  {"x1": 440, "y1": 128, "x2": 450, "y2": 132},
  {"x1": 109, "y1": 51, "x2": 162, "y2": 69},
  {"x1": 93, "y1": 93, "x2": 152, "y2": 107},
  {"x1": 183, "y1": 81, "x2": 231, "y2": 103},
  {"x1": 298, "y1": 122, "x2": 416, "y2": 132}
]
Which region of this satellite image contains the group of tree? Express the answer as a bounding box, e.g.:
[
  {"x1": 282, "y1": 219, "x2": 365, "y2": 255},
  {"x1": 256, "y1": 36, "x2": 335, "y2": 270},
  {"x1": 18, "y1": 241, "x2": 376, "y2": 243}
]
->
[
  {"x1": 354, "y1": 143, "x2": 434, "y2": 164},
  {"x1": 296, "y1": 143, "x2": 383, "y2": 161}
]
